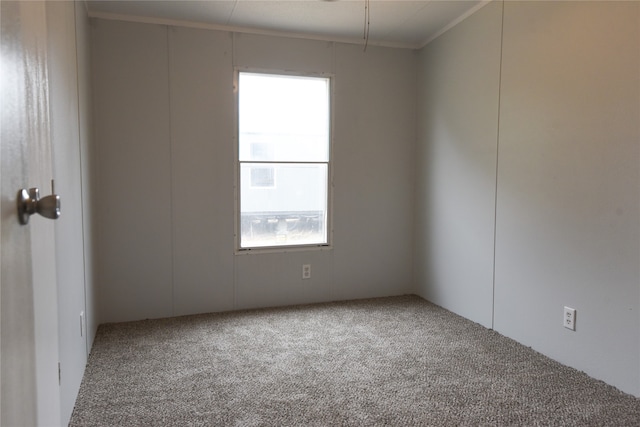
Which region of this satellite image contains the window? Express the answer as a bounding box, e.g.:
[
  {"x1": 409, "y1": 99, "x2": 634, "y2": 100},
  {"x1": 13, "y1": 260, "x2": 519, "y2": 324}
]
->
[{"x1": 238, "y1": 71, "x2": 331, "y2": 249}]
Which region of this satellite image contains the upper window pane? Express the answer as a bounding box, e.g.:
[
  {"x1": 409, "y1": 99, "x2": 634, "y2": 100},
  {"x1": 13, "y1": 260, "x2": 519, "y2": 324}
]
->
[{"x1": 239, "y1": 73, "x2": 330, "y2": 162}]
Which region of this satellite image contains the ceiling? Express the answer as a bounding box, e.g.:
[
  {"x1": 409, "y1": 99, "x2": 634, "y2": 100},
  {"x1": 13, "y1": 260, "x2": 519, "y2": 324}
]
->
[{"x1": 86, "y1": 1, "x2": 487, "y2": 49}]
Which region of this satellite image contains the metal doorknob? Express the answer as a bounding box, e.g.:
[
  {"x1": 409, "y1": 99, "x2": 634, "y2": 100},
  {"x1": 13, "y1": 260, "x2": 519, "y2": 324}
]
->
[{"x1": 17, "y1": 183, "x2": 61, "y2": 225}]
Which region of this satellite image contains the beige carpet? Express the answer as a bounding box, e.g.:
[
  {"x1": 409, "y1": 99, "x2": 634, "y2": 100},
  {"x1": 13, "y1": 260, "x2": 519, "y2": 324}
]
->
[{"x1": 70, "y1": 295, "x2": 640, "y2": 426}]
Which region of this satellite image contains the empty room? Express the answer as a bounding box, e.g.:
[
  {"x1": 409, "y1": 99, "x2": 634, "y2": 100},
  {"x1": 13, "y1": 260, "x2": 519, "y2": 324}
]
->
[{"x1": 1, "y1": 0, "x2": 639, "y2": 425}]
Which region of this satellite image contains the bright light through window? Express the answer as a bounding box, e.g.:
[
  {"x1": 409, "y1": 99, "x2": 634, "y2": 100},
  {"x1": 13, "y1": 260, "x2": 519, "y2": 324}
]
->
[{"x1": 238, "y1": 72, "x2": 331, "y2": 249}]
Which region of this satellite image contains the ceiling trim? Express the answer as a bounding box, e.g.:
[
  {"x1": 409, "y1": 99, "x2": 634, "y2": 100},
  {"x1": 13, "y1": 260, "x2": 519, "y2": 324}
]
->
[
  {"x1": 420, "y1": 0, "x2": 492, "y2": 48},
  {"x1": 87, "y1": 11, "x2": 421, "y2": 50}
]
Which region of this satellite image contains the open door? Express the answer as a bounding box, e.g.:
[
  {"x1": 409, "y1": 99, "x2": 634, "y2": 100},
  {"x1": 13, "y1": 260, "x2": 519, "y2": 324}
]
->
[{"x1": 1, "y1": 1, "x2": 61, "y2": 425}]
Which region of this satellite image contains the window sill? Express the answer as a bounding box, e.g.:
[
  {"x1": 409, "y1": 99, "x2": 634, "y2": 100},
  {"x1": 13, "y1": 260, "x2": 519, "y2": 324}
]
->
[{"x1": 235, "y1": 244, "x2": 332, "y2": 256}]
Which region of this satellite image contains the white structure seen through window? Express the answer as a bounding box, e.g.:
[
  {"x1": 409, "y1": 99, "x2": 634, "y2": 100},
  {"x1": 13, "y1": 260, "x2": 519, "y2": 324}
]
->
[{"x1": 238, "y1": 72, "x2": 331, "y2": 249}]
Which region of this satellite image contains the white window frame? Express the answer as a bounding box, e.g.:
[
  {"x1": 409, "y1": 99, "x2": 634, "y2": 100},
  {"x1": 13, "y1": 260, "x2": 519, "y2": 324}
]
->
[{"x1": 234, "y1": 68, "x2": 334, "y2": 253}]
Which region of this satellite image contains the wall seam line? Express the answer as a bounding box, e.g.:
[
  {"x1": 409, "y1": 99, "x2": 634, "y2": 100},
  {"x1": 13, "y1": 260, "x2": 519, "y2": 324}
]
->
[
  {"x1": 491, "y1": 0, "x2": 505, "y2": 331},
  {"x1": 232, "y1": 32, "x2": 238, "y2": 310},
  {"x1": 73, "y1": 0, "x2": 90, "y2": 356},
  {"x1": 166, "y1": 25, "x2": 176, "y2": 317}
]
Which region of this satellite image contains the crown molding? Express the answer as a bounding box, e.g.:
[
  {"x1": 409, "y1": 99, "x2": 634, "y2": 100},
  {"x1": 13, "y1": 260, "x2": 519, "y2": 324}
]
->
[
  {"x1": 420, "y1": 0, "x2": 493, "y2": 48},
  {"x1": 87, "y1": 11, "x2": 420, "y2": 50}
]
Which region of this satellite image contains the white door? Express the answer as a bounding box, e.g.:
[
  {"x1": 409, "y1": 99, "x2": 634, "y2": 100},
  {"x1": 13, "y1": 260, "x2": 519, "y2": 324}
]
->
[{"x1": 1, "y1": 1, "x2": 62, "y2": 425}]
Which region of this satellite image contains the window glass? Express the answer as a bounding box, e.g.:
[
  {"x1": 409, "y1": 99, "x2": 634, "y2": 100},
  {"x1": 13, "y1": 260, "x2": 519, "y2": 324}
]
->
[
  {"x1": 238, "y1": 72, "x2": 331, "y2": 249},
  {"x1": 239, "y1": 73, "x2": 330, "y2": 162}
]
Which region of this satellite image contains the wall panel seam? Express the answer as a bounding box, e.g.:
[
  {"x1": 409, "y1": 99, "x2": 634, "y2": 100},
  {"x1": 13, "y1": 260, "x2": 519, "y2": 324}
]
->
[
  {"x1": 491, "y1": 0, "x2": 505, "y2": 331},
  {"x1": 166, "y1": 25, "x2": 176, "y2": 316}
]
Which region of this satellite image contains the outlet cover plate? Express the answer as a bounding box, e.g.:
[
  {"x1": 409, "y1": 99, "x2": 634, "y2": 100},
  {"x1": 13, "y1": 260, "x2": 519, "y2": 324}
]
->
[
  {"x1": 302, "y1": 264, "x2": 311, "y2": 280},
  {"x1": 564, "y1": 306, "x2": 576, "y2": 331}
]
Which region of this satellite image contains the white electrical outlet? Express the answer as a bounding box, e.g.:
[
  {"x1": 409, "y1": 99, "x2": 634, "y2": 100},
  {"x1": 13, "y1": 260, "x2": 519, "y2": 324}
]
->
[
  {"x1": 302, "y1": 264, "x2": 311, "y2": 280},
  {"x1": 564, "y1": 306, "x2": 576, "y2": 331}
]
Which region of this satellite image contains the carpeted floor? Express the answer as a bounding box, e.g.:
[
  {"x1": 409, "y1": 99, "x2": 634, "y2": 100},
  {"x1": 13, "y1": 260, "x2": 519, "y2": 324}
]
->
[{"x1": 70, "y1": 295, "x2": 640, "y2": 426}]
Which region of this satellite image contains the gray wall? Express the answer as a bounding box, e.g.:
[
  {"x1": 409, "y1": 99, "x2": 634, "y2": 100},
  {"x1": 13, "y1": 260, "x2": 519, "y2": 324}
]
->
[
  {"x1": 415, "y1": 1, "x2": 502, "y2": 329},
  {"x1": 76, "y1": 0, "x2": 98, "y2": 360},
  {"x1": 47, "y1": 2, "x2": 96, "y2": 424},
  {"x1": 91, "y1": 0, "x2": 639, "y2": 398},
  {"x1": 91, "y1": 20, "x2": 416, "y2": 323},
  {"x1": 47, "y1": 3, "x2": 84, "y2": 424},
  {"x1": 415, "y1": 1, "x2": 639, "y2": 396}
]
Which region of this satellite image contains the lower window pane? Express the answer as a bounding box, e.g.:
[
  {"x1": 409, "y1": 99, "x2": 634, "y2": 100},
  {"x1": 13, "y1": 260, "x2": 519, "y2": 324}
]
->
[{"x1": 240, "y1": 163, "x2": 328, "y2": 248}]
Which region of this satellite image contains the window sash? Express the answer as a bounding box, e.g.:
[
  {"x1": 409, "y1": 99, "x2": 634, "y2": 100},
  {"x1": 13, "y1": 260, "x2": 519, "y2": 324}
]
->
[{"x1": 237, "y1": 71, "x2": 332, "y2": 250}]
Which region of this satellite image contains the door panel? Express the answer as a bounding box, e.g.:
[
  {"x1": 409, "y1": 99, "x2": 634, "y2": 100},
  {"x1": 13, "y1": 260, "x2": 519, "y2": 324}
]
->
[{"x1": 1, "y1": 1, "x2": 61, "y2": 425}]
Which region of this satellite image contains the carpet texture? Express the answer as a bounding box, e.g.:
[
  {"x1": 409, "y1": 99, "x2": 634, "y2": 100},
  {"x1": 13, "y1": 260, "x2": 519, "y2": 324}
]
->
[{"x1": 70, "y1": 296, "x2": 640, "y2": 426}]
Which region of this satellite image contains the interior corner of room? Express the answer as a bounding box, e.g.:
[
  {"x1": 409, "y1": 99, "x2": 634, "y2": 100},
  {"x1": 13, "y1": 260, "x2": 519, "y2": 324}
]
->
[{"x1": 1, "y1": 0, "x2": 638, "y2": 425}]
